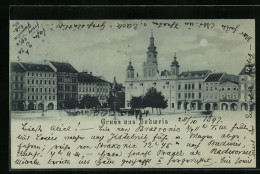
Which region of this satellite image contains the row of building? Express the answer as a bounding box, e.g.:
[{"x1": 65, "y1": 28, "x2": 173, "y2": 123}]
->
[
  {"x1": 10, "y1": 61, "x2": 111, "y2": 111},
  {"x1": 125, "y1": 33, "x2": 255, "y2": 112}
]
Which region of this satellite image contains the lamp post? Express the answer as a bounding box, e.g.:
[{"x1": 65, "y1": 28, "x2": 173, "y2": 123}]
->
[
  {"x1": 184, "y1": 96, "x2": 187, "y2": 113},
  {"x1": 166, "y1": 82, "x2": 171, "y2": 110}
]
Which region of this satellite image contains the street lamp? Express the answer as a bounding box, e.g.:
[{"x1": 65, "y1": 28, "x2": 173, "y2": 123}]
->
[{"x1": 166, "y1": 82, "x2": 171, "y2": 109}]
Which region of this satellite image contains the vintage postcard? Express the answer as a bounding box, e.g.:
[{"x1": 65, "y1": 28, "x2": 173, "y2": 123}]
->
[{"x1": 10, "y1": 19, "x2": 255, "y2": 168}]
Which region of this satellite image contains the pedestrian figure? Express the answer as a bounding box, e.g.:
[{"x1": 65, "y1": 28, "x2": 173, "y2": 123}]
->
[
  {"x1": 145, "y1": 110, "x2": 149, "y2": 116},
  {"x1": 135, "y1": 110, "x2": 138, "y2": 120},
  {"x1": 139, "y1": 111, "x2": 143, "y2": 123}
]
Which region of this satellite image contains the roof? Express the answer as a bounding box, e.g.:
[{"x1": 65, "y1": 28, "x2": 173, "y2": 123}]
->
[
  {"x1": 239, "y1": 63, "x2": 255, "y2": 75},
  {"x1": 179, "y1": 70, "x2": 211, "y2": 78},
  {"x1": 78, "y1": 72, "x2": 110, "y2": 84},
  {"x1": 220, "y1": 73, "x2": 239, "y2": 85},
  {"x1": 20, "y1": 62, "x2": 55, "y2": 72},
  {"x1": 50, "y1": 61, "x2": 78, "y2": 73},
  {"x1": 10, "y1": 62, "x2": 26, "y2": 72},
  {"x1": 220, "y1": 81, "x2": 239, "y2": 86},
  {"x1": 204, "y1": 73, "x2": 224, "y2": 82}
]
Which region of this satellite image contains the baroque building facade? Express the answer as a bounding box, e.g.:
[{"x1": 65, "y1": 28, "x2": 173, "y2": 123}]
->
[{"x1": 124, "y1": 33, "x2": 256, "y2": 112}]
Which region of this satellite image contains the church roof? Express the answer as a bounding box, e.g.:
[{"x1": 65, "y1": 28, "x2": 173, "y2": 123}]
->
[
  {"x1": 179, "y1": 70, "x2": 211, "y2": 78},
  {"x1": 127, "y1": 60, "x2": 134, "y2": 70},
  {"x1": 204, "y1": 73, "x2": 224, "y2": 82},
  {"x1": 50, "y1": 61, "x2": 78, "y2": 73}
]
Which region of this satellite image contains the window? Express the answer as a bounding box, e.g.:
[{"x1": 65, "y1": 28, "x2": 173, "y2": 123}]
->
[
  {"x1": 215, "y1": 87, "x2": 217, "y2": 90},
  {"x1": 178, "y1": 93, "x2": 181, "y2": 99},
  {"x1": 53, "y1": 96, "x2": 55, "y2": 100},
  {"x1": 53, "y1": 74, "x2": 55, "y2": 77},
  {"x1": 185, "y1": 93, "x2": 187, "y2": 98},
  {"x1": 32, "y1": 73, "x2": 34, "y2": 76},
  {"x1": 40, "y1": 73, "x2": 42, "y2": 77},
  {"x1": 210, "y1": 87, "x2": 213, "y2": 91},
  {"x1": 36, "y1": 80, "x2": 38, "y2": 84},
  {"x1": 188, "y1": 93, "x2": 190, "y2": 98},
  {"x1": 199, "y1": 92, "x2": 201, "y2": 98},
  {"x1": 192, "y1": 84, "x2": 194, "y2": 90},
  {"x1": 45, "y1": 88, "x2": 47, "y2": 92},
  {"x1": 228, "y1": 88, "x2": 230, "y2": 91},
  {"x1": 185, "y1": 84, "x2": 187, "y2": 90},
  {"x1": 45, "y1": 80, "x2": 47, "y2": 84},
  {"x1": 27, "y1": 72, "x2": 29, "y2": 76},
  {"x1": 192, "y1": 93, "x2": 194, "y2": 98},
  {"x1": 36, "y1": 73, "x2": 38, "y2": 76},
  {"x1": 32, "y1": 88, "x2": 34, "y2": 92},
  {"x1": 199, "y1": 83, "x2": 202, "y2": 89},
  {"x1": 49, "y1": 88, "x2": 51, "y2": 92},
  {"x1": 178, "y1": 84, "x2": 181, "y2": 90},
  {"x1": 53, "y1": 80, "x2": 55, "y2": 85},
  {"x1": 49, "y1": 96, "x2": 51, "y2": 100},
  {"x1": 49, "y1": 80, "x2": 51, "y2": 85},
  {"x1": 40, "y1": 96, "x2": 42, "y2": 100},
  {"x1": 53, "y1": 88, "x2": 55, "y2": 92},
  {"x1": 233, "y1": 88, "x2": 236, "y2": 90},
  {"x1": 45, "y1": 96, "x2": 47, "y2": 100},
  {"x1": 32, "y1": 96, "x2": 34, "y2": 100},
  {"x1": 40, "y1": 80, "x2": 42, "y2": 84},
  {"x1": 206, "y1": 87, "x2": 208, "y2": 91},
  {"x1": 163, "y1": 86, "x2": 165, "y2": 89},
  {"x1": 27, "y1": 79, "x2": 30, "y2": 84},
  {"x1": 36, "y1": 96, "x2": 38, "y2": 100},
  {"x1": 40, "y1": 88, "x2": 42, "y2": 92},
  {"x1": 28, "y1": 88, "x2": 29, "y2": 92},
  {"x1": 36, "y1": 88, "x2": 38, "y2": 92},
  {"x1": 32, "y1": 79, "x2": 34, "y2": 84},
  {"x1": 188, "y1": 84, "x2": 191, "y2": 89}
]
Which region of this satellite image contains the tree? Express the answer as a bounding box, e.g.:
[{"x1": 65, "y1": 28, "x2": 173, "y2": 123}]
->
[
  {"x1": 64, "y1": 99, "x2": 79, "y2": 109},
  {"x1": 143, "y1": 87, "x2": 168, "y2": 114},
  {"x1": 79, "y1": 95, "x2": 100, "y2": 109},
  {"x1": 130, "y1": 96, "x2": 144, "y2": 111}
]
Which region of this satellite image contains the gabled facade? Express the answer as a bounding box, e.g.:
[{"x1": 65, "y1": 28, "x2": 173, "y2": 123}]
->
[{"x1": 50, "y1": 61, "x2": 78, "y2": 110}]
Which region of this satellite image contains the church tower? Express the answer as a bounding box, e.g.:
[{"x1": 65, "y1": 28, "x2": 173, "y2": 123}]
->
[
  {"x1": 143, "y1": 32, "x2": 159, "y2": 78},
  {"x1": 126, "y1": 59, "x2": 134, "y2": 79},
  {"x1": 170, "y1": 53, "x2": 180, "y2": 77}
]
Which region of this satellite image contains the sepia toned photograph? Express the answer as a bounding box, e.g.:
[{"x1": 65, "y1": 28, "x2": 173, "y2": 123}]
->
[{"x1": 10, "y1": 19, "x2": 256, "y2": 168}]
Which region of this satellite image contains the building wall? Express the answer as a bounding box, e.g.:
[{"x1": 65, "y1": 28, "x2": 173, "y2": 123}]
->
[
  {"x1": 57, "y1": 72, "x2": 78, "y2": 109},
  {"x1": 10, "y1": 71, "x2": 26, "y2": 110},
  {"x1": 239, "y1": 74, "x2": 255, "y2": 111},
  {"x1": 25, "y1": 71, "x2": 57, "y2": 110},
  {"x1": 125, "y1": 77, "x2": 178, "y2": 110},
  {"x1": 78, "y1": 82, "x2": 110, "y2": 105},
  {"x1": 176, "y1": 78, "x2": 204, "y2": 111}
]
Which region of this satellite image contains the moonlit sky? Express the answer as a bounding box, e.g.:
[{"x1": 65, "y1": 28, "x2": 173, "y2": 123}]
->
[{"x1": 10, "y1": 20, "x2": 255, "y2": 83}]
